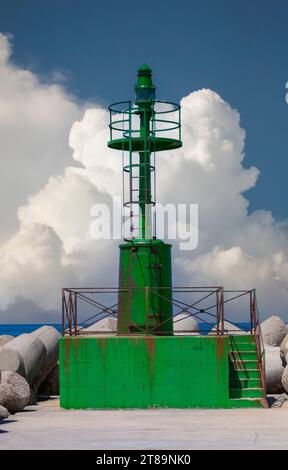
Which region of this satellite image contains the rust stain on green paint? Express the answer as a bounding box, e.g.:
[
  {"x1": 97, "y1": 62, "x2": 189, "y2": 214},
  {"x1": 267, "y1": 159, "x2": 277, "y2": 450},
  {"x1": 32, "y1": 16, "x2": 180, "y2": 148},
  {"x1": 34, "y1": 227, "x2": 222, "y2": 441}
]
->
[
  {"x1": 60, "y1": 335, "x2": 264, "y2": 409},
  {"x1": 216, "y1": 336, "x2": 225, "y2": 384},
  {"x1": 146, "y1": 336, "x2": 155, "y2": 383},
  {"x1": 64, "y1": 337, "x2": 71, "y2": 377},
  {"x1": 216, "y1": 336, "x2": 225, "y2": 360}
]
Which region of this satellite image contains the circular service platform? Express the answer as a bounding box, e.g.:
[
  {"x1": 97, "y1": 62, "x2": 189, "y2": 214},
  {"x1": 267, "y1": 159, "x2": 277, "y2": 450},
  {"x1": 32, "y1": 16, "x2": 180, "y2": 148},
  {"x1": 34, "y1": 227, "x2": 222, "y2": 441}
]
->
[{"x1": 108, "y1": 136, "x2": 182, "y2": 152}]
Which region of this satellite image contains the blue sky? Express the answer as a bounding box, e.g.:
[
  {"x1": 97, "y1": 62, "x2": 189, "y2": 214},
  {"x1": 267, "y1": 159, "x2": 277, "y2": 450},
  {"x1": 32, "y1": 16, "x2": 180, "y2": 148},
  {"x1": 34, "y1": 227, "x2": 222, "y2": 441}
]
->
[{"x1": 1, "y1": 0, "x2": 288, "y2": 219}]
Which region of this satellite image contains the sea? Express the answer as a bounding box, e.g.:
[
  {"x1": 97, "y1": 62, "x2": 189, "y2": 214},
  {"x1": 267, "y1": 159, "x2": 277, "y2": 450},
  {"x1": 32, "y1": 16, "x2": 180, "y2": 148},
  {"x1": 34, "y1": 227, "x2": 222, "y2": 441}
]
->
[
  {"x1": 0, "y1": 322, "x2": 251, "y2": 337},
  {"x1": 0, "y1": 324, "x2": 62, "y2": 336}
]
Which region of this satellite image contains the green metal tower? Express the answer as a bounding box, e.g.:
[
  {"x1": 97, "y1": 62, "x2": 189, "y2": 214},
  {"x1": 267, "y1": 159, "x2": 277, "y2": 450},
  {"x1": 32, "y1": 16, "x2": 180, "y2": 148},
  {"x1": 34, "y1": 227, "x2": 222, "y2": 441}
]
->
[
  {"x1": 108, "y1": 65, "x2": 182, "y2": 335},
  {"x1": 59, "y1": 66, "x2": 267, "y2": 410}
]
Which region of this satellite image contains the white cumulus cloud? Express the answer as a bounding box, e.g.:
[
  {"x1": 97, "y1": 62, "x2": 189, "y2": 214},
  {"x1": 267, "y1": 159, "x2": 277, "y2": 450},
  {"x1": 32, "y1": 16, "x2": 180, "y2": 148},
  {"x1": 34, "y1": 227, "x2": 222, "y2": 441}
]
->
[{"x1": 0, "y1": 33, "x2": 288, "y2": 322}]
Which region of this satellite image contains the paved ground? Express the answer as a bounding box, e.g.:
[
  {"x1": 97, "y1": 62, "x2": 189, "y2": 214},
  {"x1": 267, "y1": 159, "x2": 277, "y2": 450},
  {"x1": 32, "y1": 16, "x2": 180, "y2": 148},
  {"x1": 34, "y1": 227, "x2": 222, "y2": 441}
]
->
[{"x1": 1, "y1": 396, "x2": 288, "y2": 449}]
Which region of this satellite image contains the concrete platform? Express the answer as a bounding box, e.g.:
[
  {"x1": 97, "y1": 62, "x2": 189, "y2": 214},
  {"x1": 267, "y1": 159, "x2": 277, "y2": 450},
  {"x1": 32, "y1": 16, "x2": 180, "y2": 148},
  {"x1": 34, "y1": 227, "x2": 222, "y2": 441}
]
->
[{"x1": 1, "y1": 396, "x2": 288, "y2": 449}]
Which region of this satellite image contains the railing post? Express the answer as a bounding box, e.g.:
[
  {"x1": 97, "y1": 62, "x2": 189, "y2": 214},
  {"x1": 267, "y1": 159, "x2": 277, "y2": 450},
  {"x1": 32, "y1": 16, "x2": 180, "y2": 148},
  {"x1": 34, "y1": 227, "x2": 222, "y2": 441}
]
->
[
  {"x1": 74, "y1": 292, "x2": 78, "y2": 335},
  {"x1": 249, "y1": 290, "x2": 253, "y2": 334},
  {"x1": 62, "y1": 288, "x2": 65, "y2": 337},
  {"x1": 220, "y1": 287, "x2": 224, "y2": 335},
  {"x1": 216, "y1": 289, "x2": 220, "y2": 335},
  {"x1": 253, "y1": 289, "x2": 257, "y2": 334},
  {"x1": 68, "y1": 292, "x2": 72, "y2": 336}
]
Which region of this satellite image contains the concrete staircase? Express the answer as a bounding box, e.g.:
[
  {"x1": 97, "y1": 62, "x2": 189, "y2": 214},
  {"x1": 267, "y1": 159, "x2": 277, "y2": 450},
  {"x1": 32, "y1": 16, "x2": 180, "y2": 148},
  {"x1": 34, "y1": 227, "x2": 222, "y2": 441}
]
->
[{"x1": 228, "y1": 334, "x2": 267, "y2": 408}]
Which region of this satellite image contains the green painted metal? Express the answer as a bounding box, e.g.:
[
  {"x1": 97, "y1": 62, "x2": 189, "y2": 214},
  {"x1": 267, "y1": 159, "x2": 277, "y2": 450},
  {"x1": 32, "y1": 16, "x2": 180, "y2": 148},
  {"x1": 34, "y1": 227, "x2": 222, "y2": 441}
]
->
[
  {"x1": 230, "y1": 378, "x2": 262, "y2": 388},
  {"x1": 135, "y1": 64, "x2": 155, "y2": 105},
  {"x1": 108, "y1": 136, "x2": 182, "y2": 152},
  {"x1": 228, "y1": 335, "x2": 265, "y2": 406},
  {"x1": 230, "y1": 388, "x2": 264, "y2": 398},
  {"x1": 229, "y1": 335, "x2": 256, "y2": 343},
  {"x1": 135, "y1": 65, "x2": 154, "y2": 238},
  {"x1": 229, "y1": 351, "x2": 258, "y2": 361},
  {"x1": 118, "y1": 239, "x2": 173, "y2": 335},
  {"x1": 229, "y1": 398, "x2": 264, "y2": 408},
  {"x1": 229, "y1": 342, "x2": 257, "y2": 351},
  {"x1": 108, "y1": 65, "x2": 181, "y2": 239},
  {"x1": 230, "y1": 359, "x2": 259, "y2": 369},
  {"x1": 107, "y1": 65, "x2": 182, "y2": 334},
  {"x1": 59, "y1": 334, "x2": 265, "y2": 409},
  {"x1": 60, "y1": 64, "x2": 267, "y2": 411},
  {"x1": 230, "y1": 369, "x2": 260, "y2": 379},
  {"x1": 107, "y1": 100, "x2": 182, "y2": 154}
]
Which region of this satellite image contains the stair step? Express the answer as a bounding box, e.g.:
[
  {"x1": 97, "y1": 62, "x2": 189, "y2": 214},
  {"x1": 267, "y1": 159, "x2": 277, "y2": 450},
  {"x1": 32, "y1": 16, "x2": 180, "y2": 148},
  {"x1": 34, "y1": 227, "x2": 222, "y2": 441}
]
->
[
  {"x1": 229, "y1": 359, "x2": 259, "y2": 369},
  {"x1": 230, "y1": 378, "x2": 262, "y2": 388},
  {"x1": 229, "y1": 398, "x2": 264, "y2": 408},
  {"x1": 229, "y1": 369, "x2": 261, "y2": 379},
  {"x1": 229, "y1": 343, "x2": 257, "y2": 352},
  {"x1": 229, "y1": 335, "x2": 256, "y2": 344},
  {"x1": 229, "y1": 351, "x2": 258, "y2": 361},
  {"x1": 230, "y1": 388, "x2": 264, "y2": 399}
]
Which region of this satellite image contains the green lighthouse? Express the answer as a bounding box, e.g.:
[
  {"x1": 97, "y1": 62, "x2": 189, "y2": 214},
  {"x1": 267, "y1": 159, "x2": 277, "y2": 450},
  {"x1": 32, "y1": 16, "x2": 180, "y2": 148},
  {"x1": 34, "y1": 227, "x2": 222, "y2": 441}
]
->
[
  {"x1": 108, "y1": 65, "x2": 182, "y2": 335},
  {"x1": 59, "y1": 66, "x2": 267, "y2": 410}
]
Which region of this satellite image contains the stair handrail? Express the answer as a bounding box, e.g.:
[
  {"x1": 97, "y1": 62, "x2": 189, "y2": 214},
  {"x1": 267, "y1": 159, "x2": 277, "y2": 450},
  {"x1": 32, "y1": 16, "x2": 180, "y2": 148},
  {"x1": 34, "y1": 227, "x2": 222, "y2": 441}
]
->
[{"x1": 252, "y1": 289, "x2": 268, "y2": 405}]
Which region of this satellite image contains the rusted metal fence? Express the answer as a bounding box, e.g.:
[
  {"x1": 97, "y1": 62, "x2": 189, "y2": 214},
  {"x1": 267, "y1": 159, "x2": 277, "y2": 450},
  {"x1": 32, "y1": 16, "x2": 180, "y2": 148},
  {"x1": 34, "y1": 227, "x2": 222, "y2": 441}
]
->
[{"x1": 62, "y1": 286, "x2": 261, "y2": 338}]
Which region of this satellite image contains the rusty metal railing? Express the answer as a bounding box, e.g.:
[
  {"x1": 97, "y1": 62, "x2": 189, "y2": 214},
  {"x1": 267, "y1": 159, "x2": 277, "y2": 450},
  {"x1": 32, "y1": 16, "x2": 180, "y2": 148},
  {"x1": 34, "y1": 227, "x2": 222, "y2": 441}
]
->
[
  {"x1": 61, "y1": 286, "x2": 261, "y2": 338},
  {"x1": 61, "y1": 286, "x2": 266, "y2": 405},
  {"x1": 251, "y1": 289, "x2": 267, "y2": 406}
]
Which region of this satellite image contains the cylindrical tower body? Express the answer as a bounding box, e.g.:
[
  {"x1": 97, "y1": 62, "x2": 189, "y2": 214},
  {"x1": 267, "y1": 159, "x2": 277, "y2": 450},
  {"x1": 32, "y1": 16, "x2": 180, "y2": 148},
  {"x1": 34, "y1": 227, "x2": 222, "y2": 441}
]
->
[
  {"x1": 118, "y1": 239, "x2": 173, "y2": 335},
  {"x1": 108, "y1": 65, "x2": 182, "y2": 335}
]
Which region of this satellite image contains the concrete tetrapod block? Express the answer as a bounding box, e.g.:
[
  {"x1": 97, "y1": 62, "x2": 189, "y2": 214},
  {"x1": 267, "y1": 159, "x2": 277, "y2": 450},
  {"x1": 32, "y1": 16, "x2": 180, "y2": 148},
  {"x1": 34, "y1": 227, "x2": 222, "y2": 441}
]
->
[
  {"x1": 38, "y1": 363, "x2": 59, "y2": 396},
  {"x1": 173, "y1": 313, "x2": 199, "y2": 335},
  {"x1": 31, "y1": 326, "x2": 60, "y2": 392},
  {"x1": 265, "y1": 345, "x2": 285, "y2": 393},
  {"x1": 0, "y1": 335, "x2": 14, "y2": 347},
  {"x1": 28, "y1": 387, "x2": 38, "y2": 405},
  {"x1": 84, "y1": 316, "x2": 117, "y2": 332},
  {"x1": 0, "y1": 348, "x2": 25, "y2": 377},
  {"x1": 0, "y1": 371, "x2": 30, "y2": 414},
  {"x1": 260, "y1": 315, "x2": 288, "y2": 346},
  {"x1": 281, "y1": 364, "x2": 288, "y2": 393},
  {"x1": 280, "y1": 334, "x2": 288, "y2": 366},
  {"x1": 0, "y1": 404, "x2": 9, "y2": 420},
  {"x1": 3, "y1": 334, "x2": 45, "y2": 385},
  {"x1": 208, "y1": 321, "x2": 247, "y2": 335}
]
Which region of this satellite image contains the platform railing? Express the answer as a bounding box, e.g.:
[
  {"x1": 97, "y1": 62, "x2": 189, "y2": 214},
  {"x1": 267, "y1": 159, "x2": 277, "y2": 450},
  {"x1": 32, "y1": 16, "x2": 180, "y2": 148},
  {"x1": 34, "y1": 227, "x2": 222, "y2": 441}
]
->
[
  {"x1": 107, "y1": 100, "x2": 182, "y2": 240},
  {"x1": 252, "y1": 290, "x2": 267, "y2": 400},
  {"x1": 62, "y1": 286, "x2": 266, "y2": 404},
  {"x1": 62, "y1": 286, "x2": 261, "y2": 338}
]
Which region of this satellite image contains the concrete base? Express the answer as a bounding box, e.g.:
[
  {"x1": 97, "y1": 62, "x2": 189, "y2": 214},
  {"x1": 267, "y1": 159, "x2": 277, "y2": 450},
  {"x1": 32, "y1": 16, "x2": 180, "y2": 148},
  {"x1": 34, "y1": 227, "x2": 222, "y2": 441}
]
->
[{"x1": 59, "y1": 334, "x2": 265, "y2": 409}]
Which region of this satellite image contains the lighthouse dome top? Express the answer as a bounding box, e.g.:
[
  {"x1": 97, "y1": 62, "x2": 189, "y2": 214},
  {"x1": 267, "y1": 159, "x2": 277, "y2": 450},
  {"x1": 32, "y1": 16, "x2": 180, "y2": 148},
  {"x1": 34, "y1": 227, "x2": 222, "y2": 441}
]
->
[{"x1": 137, "y1": 64, "x2": 152, "y2": 76}]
